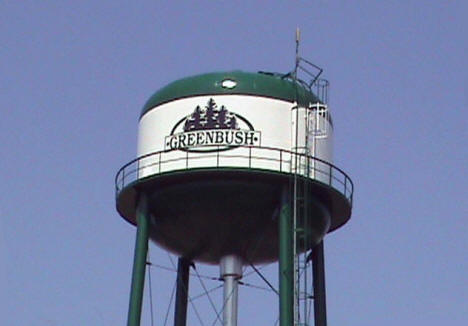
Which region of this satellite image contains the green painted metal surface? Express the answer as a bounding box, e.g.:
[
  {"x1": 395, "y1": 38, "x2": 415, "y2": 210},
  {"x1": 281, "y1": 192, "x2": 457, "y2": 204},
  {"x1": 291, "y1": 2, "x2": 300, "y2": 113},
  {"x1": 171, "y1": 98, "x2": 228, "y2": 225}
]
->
[
  {"x1": 174, "y1": 258, "x2": 191, "y2": 326},
  {"x1": 278, "y1": 187, "x2": 294, "y2": 326},
  {"x1": 312, "y1": 241, "x2": 328, "y2": 326},
  {"x1": 127, "y1": 194, "x2": 149, "y2": 326},
  {"x1": 141, "y1": 71, "x2": 320, "y2": 118}
]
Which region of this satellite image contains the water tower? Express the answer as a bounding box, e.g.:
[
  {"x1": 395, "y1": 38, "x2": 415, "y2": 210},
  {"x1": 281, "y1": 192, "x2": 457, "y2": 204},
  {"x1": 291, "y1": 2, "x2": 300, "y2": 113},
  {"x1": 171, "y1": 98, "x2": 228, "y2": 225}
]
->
[{"x1": 115, "y1": 35, "x2": 353, "y2": 326}]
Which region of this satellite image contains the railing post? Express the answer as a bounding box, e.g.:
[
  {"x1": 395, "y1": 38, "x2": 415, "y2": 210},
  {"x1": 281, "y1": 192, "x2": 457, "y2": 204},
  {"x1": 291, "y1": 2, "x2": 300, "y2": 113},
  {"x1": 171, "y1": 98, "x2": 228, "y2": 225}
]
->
[
  {"x1": 280, "y1": 150, "x2": 282, "y2": 172},
  {"x1": 159, "y1": 153, "x2": 162, "y2": 174},
  {"x1": 344, "y1": 177, "x2": 347, "y2": 198},
  {"x1": 249, "y1": 147, "x2": 252, "y2": 168},
  {"x1": 186, "y1": 151, "x2": 189, "y2": 169}
]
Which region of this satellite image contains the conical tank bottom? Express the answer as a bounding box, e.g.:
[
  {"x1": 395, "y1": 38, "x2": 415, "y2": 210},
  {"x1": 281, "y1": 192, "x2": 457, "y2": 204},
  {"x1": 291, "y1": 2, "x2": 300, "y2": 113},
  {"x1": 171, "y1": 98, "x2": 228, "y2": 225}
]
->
[{"x1": 144, "y1": 171, "x2": 330, "y2": 264}]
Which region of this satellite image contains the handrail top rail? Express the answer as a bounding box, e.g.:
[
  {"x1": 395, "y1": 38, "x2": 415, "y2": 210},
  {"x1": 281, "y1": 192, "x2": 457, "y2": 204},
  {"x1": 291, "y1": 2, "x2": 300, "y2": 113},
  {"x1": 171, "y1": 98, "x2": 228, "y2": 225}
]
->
[{"x1": 115, "y1": 146, "x2": 354, "y2": 202}]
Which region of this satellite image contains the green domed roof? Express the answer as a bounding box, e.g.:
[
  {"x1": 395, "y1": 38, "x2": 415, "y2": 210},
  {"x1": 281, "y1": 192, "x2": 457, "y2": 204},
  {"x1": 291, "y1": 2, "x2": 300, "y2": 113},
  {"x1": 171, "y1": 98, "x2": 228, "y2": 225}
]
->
[{"x1": 141, "y1": 71, "x2": 320, "y2": 118}]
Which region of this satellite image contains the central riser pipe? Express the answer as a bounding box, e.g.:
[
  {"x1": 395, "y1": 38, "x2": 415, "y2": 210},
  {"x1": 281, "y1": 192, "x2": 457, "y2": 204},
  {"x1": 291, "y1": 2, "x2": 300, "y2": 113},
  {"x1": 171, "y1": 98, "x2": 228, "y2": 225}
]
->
[{"x1": 220, "y1": 255, "x2": 243, "y2": 326}]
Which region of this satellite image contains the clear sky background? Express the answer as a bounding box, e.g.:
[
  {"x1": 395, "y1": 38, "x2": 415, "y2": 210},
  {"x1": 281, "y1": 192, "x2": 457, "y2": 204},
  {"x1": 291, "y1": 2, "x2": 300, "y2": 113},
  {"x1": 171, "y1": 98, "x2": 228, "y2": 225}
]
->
[{"x1": 1, "y1": 1, "x2": 467, "y2": 325}]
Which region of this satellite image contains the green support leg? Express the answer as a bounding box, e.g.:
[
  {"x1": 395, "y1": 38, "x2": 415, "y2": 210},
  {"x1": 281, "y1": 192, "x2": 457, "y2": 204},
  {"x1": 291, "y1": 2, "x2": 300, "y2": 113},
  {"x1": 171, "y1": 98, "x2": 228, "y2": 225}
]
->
[
  {"x1": 279, "y1": 186, "x2": 293, "y2": 326},
  {"x1": 174, "y1": 257, "x2": 191, "y2": 326},
  {"x1": 127, "y1": 194, "x2": 149, "y2": 326},
  {"x1": 312, "y1": 241, "x2": 327, "y2": 326}
]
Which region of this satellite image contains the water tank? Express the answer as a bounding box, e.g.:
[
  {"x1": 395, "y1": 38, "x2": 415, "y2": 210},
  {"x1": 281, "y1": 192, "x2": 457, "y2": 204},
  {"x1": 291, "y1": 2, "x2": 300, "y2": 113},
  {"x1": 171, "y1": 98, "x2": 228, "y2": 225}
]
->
[{"x1": 116, "y1": 71, "x2": 352, "y2": 264}]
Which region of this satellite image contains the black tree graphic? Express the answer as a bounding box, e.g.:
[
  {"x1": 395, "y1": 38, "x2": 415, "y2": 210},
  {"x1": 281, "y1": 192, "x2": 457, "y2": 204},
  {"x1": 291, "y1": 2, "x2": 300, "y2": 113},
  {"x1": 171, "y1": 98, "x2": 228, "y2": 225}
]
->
[{"x1": 183, "y1": 98, "x2": 238, "y2": 132}]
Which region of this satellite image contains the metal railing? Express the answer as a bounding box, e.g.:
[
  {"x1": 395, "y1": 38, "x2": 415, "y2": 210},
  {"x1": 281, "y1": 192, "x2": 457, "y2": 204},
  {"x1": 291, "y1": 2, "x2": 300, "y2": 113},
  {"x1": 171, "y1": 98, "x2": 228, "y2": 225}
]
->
[{"x1": 115, "y1": 146, "x2": 353, "y2": 205}]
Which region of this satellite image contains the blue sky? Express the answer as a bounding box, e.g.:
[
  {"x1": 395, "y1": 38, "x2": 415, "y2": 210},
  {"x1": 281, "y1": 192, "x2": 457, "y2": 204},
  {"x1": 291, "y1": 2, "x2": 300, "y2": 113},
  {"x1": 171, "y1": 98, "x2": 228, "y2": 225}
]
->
[{"x1": 0, "y1": 1, "x2": 466, "y2": 325}]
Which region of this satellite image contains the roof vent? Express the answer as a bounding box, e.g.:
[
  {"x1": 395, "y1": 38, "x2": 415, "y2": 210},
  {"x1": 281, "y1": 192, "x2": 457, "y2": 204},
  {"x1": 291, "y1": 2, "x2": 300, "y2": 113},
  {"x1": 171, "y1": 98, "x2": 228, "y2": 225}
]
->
[{"x1": 221, "y1": 79, "x2": 237, "y2": 89}]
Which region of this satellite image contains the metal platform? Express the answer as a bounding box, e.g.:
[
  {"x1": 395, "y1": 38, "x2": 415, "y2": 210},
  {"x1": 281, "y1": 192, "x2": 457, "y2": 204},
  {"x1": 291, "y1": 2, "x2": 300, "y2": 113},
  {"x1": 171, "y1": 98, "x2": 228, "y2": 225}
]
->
[{"x1": 115, "y1": 146, "x2": 353, "y2": 264}]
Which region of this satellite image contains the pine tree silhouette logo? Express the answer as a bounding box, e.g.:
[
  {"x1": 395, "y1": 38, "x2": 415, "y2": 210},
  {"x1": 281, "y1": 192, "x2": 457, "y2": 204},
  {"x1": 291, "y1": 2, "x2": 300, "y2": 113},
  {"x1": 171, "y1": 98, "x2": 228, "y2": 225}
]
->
[
  {"x1": 183, "y1": 99, "x2": 238, "y2": 132},
  {"x1": 165, "y1": 98, "x2": 261, "y2": 152}
]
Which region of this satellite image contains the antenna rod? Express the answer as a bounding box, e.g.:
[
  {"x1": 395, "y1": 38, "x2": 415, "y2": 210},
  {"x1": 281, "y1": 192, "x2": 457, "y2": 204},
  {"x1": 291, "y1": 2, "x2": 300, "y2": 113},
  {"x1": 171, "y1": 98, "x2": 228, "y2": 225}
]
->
[{"x1": 294, "y1": 28, "x2": 300, "y2": 78}]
